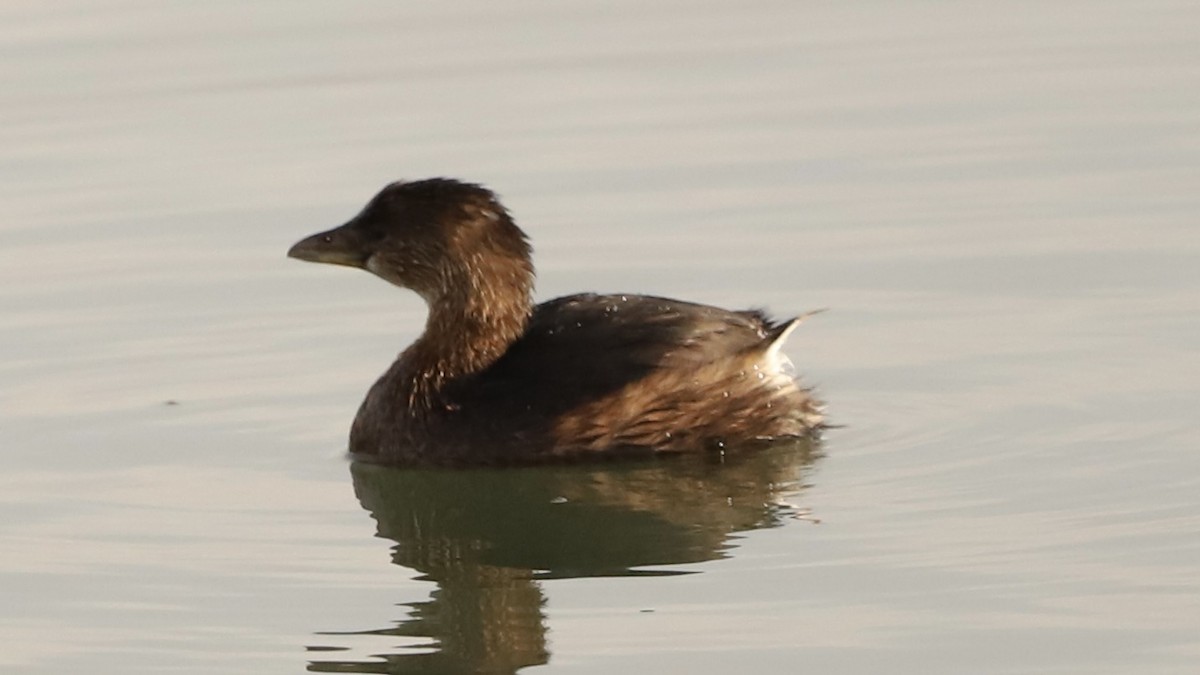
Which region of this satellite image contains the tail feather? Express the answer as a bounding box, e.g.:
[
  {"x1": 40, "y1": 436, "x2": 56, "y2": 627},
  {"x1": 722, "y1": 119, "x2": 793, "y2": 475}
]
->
[{"x1": 764, "y1": 308, "x2": 825, "y2": 362}]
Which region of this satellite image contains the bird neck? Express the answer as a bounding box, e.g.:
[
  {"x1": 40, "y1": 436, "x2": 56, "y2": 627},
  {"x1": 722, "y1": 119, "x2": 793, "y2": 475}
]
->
[{"x1": 401, "y1": 258, "x2": 534, "y2": 406}]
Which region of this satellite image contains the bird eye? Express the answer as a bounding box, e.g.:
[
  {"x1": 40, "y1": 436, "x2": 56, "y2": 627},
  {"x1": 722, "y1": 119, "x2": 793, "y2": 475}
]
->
[{"x1": 321, "y1": 235, "x2": 333, "y2": 243}]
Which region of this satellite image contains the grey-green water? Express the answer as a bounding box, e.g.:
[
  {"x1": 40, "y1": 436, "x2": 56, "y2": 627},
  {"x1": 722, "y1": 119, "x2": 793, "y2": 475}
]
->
[{"x1": 2, "y1": 1, "x2": 1198, "y2": 673}]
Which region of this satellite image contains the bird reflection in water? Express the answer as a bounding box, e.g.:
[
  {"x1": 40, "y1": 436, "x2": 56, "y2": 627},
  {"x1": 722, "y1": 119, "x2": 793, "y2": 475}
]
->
[{"x1": 307, "y1": 438, "x2": 821, "y2": 674}]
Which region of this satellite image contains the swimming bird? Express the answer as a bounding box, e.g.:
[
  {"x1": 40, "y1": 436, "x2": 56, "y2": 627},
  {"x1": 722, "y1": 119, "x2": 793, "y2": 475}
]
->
[{"x1": 288, "y1": 178, "x2": 822, "y2": 465}]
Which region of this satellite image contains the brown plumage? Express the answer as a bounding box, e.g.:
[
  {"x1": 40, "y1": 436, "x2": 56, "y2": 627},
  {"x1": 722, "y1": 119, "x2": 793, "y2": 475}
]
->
[{"x1": 288, "y1": 178, "x2": 822, "y2": 465}]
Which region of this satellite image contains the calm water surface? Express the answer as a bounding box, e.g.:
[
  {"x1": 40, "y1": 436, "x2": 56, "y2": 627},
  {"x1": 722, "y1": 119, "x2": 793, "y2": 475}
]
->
[{"x1": 2, "y1": 1, "x2": 1198, "y2": 673}]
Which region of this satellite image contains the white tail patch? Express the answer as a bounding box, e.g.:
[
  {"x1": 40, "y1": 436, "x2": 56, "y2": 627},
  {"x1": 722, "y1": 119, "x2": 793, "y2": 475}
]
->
[{"x1": 763, "y1": 309, "x2": 824, "y2": 375}]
